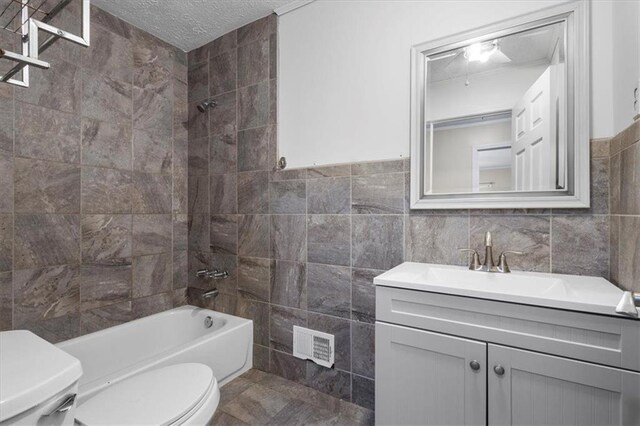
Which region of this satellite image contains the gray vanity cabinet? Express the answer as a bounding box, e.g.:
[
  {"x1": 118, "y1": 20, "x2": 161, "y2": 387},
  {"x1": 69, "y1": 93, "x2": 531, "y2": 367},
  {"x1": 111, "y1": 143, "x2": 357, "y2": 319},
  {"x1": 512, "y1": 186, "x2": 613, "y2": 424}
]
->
[
  {"x1": 488, "y1": 345, "x2": 640, "y2": 425},
  {"x1": 375, "y1": 286, "x2": 640, "y2": 425},
  {"x1": 376, "y1": 323, "x2": 486, "y2": 426}
]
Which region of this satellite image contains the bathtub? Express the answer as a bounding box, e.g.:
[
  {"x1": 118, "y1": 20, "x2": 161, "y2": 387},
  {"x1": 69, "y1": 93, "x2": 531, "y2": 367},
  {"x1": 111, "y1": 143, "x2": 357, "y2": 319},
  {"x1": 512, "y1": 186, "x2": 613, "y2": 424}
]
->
[{"x1": 56, "y1": 306, "x2": 253, "y2": 403}]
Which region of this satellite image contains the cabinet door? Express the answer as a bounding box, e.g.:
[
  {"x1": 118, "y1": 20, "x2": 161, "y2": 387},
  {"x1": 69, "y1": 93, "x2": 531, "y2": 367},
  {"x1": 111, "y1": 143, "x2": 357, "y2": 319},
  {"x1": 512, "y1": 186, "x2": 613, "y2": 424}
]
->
[
  {"x1": 376, "y1": 323, "x2": 486, "y2": 426},
  {"x1": 488, "y1": 344, "x2": 640, "y2": 425}
]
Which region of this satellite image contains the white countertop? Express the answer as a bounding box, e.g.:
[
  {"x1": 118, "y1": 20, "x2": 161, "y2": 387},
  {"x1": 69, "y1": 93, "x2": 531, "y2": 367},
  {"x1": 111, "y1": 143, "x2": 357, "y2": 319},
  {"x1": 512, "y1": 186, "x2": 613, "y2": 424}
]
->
[{"x1": 374, "y1": 262, "x2": 632, "y2": 318}]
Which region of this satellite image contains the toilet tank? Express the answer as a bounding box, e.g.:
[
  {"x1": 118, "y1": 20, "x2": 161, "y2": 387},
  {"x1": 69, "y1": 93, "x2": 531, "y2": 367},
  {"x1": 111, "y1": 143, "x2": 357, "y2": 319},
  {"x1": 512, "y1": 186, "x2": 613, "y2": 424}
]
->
[{"x1": 0, "y1": 331, "x2": 82, "y2": 426}]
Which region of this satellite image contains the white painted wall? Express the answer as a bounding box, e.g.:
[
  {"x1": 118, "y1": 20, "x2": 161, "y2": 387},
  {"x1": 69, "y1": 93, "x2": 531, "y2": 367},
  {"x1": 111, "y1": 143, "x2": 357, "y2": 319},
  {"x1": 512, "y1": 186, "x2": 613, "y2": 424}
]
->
[{"x1": 278, "y1": 0, "x2": 639, "y2": 169}]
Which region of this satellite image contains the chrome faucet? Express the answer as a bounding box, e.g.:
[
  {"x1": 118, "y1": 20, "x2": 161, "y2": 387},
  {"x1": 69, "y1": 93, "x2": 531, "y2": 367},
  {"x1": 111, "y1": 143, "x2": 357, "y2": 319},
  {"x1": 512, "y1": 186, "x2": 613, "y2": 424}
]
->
[
  {"x1": 196, "y1": 268, "x2": 229, "y2": 279},
  {"x1": 201, "y1": 288, "x2": 219, "y2": 299},
  {"x1": 459, "y1": 231, "x2": 523, "y2": 273}
]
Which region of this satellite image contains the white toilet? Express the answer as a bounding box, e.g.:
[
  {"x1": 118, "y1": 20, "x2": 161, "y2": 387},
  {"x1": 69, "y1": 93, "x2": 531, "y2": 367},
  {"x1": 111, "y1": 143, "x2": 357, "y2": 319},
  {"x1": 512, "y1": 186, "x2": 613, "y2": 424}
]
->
[
  {"x1": 74, "y1": 363, "x2": 220, "y2": 426},
  {"x1": 0, "y1": 331, "x2": 83, "y2": 426}
]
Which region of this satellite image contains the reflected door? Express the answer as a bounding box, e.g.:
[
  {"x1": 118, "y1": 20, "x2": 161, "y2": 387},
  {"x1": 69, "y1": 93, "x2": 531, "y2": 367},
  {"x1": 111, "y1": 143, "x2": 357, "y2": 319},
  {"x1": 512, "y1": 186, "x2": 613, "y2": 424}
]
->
[{"x1": 511, "y1": 67, "x2": 556, "y2": 191}]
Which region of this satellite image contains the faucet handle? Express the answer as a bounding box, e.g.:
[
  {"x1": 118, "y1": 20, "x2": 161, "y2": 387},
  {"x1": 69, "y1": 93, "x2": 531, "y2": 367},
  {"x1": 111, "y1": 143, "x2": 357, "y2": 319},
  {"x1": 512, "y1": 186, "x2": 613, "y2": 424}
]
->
[
  {"x1": 616, "y1": 291, "x2": 640, "y2": 317},
  {"x1": 458, "y1": 248, "x2": 482, "y2": 271},
  {"x1": 497, "y1": 250, "x2": 524, "y2": 273}
]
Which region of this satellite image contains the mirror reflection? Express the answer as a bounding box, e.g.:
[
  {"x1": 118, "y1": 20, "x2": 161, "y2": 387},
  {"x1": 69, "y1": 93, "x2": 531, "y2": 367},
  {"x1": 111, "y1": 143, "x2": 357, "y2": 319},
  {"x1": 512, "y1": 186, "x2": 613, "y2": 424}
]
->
[{"x1": 424, "y1": 20, "x2": 567, "y2": 194}]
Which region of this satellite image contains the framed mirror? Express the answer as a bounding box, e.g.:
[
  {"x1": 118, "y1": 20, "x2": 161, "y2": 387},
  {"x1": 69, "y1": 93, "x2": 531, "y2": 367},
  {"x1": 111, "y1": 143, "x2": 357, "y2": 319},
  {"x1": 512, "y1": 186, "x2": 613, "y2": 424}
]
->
[{"x1": 410, "y1": 1, "x2": 589, "y2": 209}]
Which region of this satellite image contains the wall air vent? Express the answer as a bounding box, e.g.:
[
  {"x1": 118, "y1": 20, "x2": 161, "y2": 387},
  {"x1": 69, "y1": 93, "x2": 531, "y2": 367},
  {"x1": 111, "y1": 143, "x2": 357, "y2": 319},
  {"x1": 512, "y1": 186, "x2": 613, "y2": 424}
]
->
[{"x1": 293, "y1": 325, "x2": 335, "y2": 368}]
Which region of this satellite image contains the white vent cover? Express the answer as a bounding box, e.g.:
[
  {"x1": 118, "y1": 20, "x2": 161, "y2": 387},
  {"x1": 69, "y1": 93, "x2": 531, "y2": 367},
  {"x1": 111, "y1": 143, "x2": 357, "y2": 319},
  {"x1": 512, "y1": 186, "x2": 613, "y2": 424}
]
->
[{"x1": 293, "y1": 326, "x2": 334, "y2": 368}]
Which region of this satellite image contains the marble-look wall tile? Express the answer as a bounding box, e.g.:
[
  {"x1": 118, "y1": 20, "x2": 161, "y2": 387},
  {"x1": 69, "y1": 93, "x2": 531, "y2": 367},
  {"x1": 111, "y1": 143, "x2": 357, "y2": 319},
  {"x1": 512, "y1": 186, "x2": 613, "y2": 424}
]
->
[
  {"x1": 210, "y1": 90, "x2": 237, "y2": 138},
  {"x1": 82, "y1": 167, "x2": 132, "y2": 214},
  {"x1": 173, "y1": 135, "x2": 189, "y2": 214},
  {"x1": 238, "y1": 126, "x2": 272, "y2": 172},
  {"x1": 188, "y1": 103, "x2": 209, "y2": 141},
  {"x1": 0, "y1": 97, "x2": 13, "y2": 155},
  {"x1": 188, "y1": 175, "x2": 209, "y2": 214},
  {"x1": 352, "y1": 173, "x2": 404, "y2": 214},
  {"x1": 208, "y1": 30, "x2": 238, "y2": 57},
  {"x1": 80, "y1": 264, "x2": 131, "y2": 311},
  {"x1": 238, "y1": 215, "x2": 270, "y2": 258},
  {"x1": 13, "y1": 265, "x2": 80, "y2": 325},
  {"x1": 188, "y1": 214, "x2": 210, "y2": 253},
  {"x1": 352, "y1": 215, "x2": 403, "y2": 270},
  {"x1": 236, "y1": 298, "x2": 270, "y2": 346},
  {"x1": 133, "y1": 214, "x2": 172, "y2": 255},
  {"x1": 133, "y1": 31, "x2": 173, "y2": 96},
  {"x1": 351, "y1": 322, "x2": 375, "y2": 379},
  {"x1": 610, "y1": 151, "x2": 621, "y2": 215},
  {"x1": 188, "y1": 61, "x2": 208, "y2": 103},
  {"x1": 81, "y1": 300, "x2": 132, "y2": 334},
  {"x1": 307, "y1": 264, "x2": 351, "y2": 318},
  {"x1": 173, "y1": 214, "x2": 188, "y2": 251},
  {"x1": 133, "y1": 129, "x2": 172, "y2": 174},
  {"x1": 17, "y1": 57, "x2": 81, "y2": 114},
  {"x1": 15, "y1": 102, "x2": 81, "y2": 163},
  {"x1": 619, "y1": 142, "x2": 640, "y2": 215},
  {"x1": 351, "y1": 159, "x2": 404, "y2": 176},
  {"x1": 237, "y1": 15, "x2": 274, "y2": 46},
  {"x1": 81, "y1": 118, "x2": 132, "y2": 170},
  {"x1": 470, "y1": 215, "x2": 551, "y2": 272},
  {"x1": 269, "y1": 180, "x2": 306, "y2": 214},
  {"x1": 82, "y1": 214, "x2": 132, "y2": 265},
  {"x1": 132, "y1": 292, "x2": 173, "y2": 319},
  {"x1": 14, "y1": 214, "x2": 80, "y2": 270},
  {"x1": 352, "y1": 375, "x2": 375, "y2": 410},
  {"x1": 133, "y1": 88, "x2": 172, "y2": 135},
  {"x1": 615, "y1": 216, "x2": 639, "y2": 291},
  {"x1": 14, "y1": 158, "x2": 80, "y2": 213},
  {"x1": 20, "y1": 314, "x2": 80, "y2": 343},
  {"x1": 238, "y1": 81, "x2": 269, "y2": 131},
  {"x1": 238, "y1": 171, "x2": 268, "y2": 214},
  {"x1": 305, "y1": 362, "x2": 352, "y2": 401},
  {"x1": 210, "y1": 214, "x2": 238, "y2": 255},
  {"x1": 210, "y1": 133, "x2": 237, "y2": 175},
  {"x1": 307, "y1": 215, "x2": 350, "y2": 266},
  {"x1": 307, "y1": 177, "x2": 351, "y2": 214},
  {"x1": 82, "y1": 24, "x2": 133, "y2": 82},
  {"x1": 237, "y1": 39, "x2": 269, "y2": 88},
  {"x1": 0, "y1": 215, "x2": 12, "y2": 272},
  {"x1": 271, "y1": 215, "x2": 306, "y2": 262},
  {"x1": 210, "y1": 50, "x2": 237, "y2": 96},
  {"x1": 133, "y1": 253, "x2": 172, "y2": 298},
  {"x1": 552, "y1": 215, "x2": 609, "y2": 278},
  {"x1": 406, "y1": 215, "x2": 468, "y2": 266},
  {"x1": 351, "y1": 268, "x2": 380, "y2": 324},
  {"x1": 610, "y1": 215, "x2": 620, "y2": 285},
  {"x1": 174, "y1": 79, "x2": 188, "y2": 134},
  {"x1": 132, "y1": 172, "x2": 172, "y2": 213},
  {"x1": 90, "y1": 5, "x2": 132, "y2": 39},
  {"x1": 238, "y1": 256, "x2": 270, "y2": 302},
  {"x1": 0, "y1": 155, "x2": 13, "y2": 213},
  {"x1": 270, "y1": 350, "x2": 306, "y2": 383},
  {"x1": 270, "y1": 305, "x2": 307, "y2": 353},
  {"x1": 173, "y1": 251, "x2": 188, "y2": 289},
  {"x1": 270, "y1": 260, "x2": 306, "y2": 309},
  {"x1": 81, "y1": 74, "x2": 132, "y2": 123},
  {"x1": 0, "y1": 272, "x2": 11, "y2": 330},
  {"x1": 187, "y1": 250, "x2": 211, "y2": 289},
  {"x1": 211, "y1": 173, "x2": 238, "y2": 214}
]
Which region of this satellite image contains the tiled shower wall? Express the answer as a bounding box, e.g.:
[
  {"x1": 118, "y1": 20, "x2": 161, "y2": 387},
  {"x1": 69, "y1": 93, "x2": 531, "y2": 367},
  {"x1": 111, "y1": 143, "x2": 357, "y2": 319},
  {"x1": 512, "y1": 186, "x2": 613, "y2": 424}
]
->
[
  {"x1": 186, "y1": 14, "x2": 612, "y2": 409},
  {"x1": 0, "y1": 4, "x2": 189, "y2": 341},
  {"x1": 610, "y1": 119, "x2": 640, "y2": 292}
]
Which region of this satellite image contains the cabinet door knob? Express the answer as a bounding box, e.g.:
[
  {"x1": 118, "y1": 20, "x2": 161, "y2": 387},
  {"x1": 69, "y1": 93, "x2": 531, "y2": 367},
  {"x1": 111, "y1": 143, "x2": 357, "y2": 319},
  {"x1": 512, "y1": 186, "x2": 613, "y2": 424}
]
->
[
  {"x1": 493, "y1": 364, "x2": 505, "y2": 376},
  {"x1": 469, "y1": 360, "x2": 481, "y2": 371}
]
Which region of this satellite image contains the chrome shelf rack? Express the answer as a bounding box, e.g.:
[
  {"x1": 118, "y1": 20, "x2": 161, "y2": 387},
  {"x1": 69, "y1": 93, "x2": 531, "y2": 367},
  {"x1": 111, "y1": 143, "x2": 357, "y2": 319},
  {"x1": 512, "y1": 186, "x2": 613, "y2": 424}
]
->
[{"x1": 0, "y1": 0, "x2": 89, "y2": 88}]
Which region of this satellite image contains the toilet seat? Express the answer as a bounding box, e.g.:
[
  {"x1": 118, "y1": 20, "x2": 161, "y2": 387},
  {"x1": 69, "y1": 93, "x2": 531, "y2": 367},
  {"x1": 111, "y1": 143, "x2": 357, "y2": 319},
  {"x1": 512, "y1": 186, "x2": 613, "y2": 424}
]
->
[{"x1": 75, "y1": 363, "x2": 218, "y2": 426}]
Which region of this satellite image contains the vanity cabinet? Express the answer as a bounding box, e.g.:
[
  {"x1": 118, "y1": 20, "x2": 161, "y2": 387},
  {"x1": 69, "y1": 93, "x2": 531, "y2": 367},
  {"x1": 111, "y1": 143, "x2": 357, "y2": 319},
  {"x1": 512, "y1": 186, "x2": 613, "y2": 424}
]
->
[{"x1": 375, "y1": 286, "x2": 640, "y2": 425}]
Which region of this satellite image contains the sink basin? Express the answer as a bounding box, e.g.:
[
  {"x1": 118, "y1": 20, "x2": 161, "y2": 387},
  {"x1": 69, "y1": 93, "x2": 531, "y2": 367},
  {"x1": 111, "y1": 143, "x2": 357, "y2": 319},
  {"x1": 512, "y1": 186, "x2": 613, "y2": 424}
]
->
[{"x1": 374, "y1": 262, "x2": 626, "y2": 317}]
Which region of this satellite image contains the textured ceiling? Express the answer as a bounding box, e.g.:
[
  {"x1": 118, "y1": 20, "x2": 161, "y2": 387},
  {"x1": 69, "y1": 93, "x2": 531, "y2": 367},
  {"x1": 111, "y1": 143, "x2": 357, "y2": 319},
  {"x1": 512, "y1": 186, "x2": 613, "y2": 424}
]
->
[{"x1": 91, "y1": 0, "x2": 294, "y2": 51}]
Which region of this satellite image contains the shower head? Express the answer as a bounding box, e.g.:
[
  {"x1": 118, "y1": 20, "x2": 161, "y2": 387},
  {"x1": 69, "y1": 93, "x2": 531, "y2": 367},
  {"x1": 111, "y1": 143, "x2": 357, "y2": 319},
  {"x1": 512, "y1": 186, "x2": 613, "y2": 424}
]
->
[{"x1": 197, "y1": 99, "x2": 217, "y2": 113}]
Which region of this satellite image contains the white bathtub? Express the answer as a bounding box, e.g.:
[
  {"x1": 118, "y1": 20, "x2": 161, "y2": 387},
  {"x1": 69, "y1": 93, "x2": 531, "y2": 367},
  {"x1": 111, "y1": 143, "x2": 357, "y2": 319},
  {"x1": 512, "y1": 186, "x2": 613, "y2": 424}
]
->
[{"x1": 56, "y1": 306, "x2": 253, "y2": 403}]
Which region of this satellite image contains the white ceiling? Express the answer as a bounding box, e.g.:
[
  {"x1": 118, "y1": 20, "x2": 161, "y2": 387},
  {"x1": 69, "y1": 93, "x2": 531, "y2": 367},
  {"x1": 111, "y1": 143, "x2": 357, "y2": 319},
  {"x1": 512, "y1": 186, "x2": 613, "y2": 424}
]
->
[{"x1": 91, "y1": 0, "x2": 294, "y2": 51}]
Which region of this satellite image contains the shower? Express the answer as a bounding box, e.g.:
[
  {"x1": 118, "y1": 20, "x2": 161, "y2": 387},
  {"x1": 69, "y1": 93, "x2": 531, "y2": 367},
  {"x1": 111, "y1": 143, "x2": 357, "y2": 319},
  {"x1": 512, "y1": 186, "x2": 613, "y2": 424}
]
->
[{"x1": 197, "y1": 99, "x2": 217, "y2": 112}]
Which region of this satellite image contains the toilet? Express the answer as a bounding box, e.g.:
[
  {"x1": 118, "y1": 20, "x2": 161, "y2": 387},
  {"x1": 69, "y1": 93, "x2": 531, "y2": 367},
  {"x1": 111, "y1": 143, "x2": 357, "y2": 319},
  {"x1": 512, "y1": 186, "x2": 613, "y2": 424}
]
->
[
  {"x1": 0, "y1": 331, "x2": 83, "y2": 426},
  {"x1": 74, "y1": 363, "x2": 220, "y2": 426}
]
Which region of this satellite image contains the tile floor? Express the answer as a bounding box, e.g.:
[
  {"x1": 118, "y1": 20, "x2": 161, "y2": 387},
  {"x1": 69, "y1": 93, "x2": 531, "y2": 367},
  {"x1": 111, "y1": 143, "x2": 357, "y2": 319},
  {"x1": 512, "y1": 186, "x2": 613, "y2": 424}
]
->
[{"x1": 211, "y1": 369, "x2": 375, "y2": 425}]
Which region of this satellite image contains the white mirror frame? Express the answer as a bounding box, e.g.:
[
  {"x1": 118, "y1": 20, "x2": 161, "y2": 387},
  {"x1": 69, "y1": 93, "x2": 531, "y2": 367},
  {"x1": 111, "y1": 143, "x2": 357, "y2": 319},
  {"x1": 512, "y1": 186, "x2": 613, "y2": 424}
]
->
[{"x1": 410, "y1": 0, "x2": 590, "y2": 210}]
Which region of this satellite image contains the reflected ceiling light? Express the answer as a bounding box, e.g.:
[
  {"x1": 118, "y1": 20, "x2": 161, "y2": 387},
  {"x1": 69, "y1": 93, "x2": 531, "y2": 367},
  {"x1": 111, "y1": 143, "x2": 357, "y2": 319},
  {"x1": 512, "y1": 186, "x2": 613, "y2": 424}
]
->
[{"x1": 464, "y1": 40, "x2": 498, "y2": 63}]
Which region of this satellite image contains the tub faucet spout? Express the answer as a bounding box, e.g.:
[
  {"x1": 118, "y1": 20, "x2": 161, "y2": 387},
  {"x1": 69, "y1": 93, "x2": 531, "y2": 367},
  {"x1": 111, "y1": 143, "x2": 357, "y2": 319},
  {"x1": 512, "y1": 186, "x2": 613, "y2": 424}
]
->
[{"x1": 202, "y1": 288, "x2": 219, "y2": 299}]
